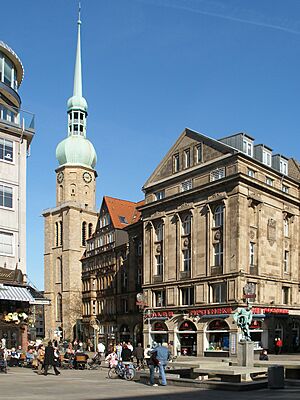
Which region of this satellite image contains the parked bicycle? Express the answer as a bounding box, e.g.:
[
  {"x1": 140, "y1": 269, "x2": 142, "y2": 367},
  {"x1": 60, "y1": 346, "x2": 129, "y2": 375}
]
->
[
  {"x1": 88, "y1": 352, "x2": 102, "y2": 370},
  {"x1": 107, "y1": 361, "x2": 136, "y2": 381}
]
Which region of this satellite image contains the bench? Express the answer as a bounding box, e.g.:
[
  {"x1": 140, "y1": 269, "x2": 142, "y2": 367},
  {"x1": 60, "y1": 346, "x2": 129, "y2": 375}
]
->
[
  {"x1": 254, "y1": 361, "x2": 300, "y2": 380},
  {"x1": 193, "y1": 366, "x2": 267, "y2": 383}
]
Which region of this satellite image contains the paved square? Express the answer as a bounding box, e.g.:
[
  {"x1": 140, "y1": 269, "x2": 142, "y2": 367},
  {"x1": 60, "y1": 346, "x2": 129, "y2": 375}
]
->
[{"x1": 0, "y1": 368, "x2": 299, "y2": 400}]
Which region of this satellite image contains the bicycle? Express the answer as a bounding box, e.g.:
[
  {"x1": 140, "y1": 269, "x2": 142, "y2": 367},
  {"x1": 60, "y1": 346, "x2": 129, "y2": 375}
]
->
[{"x1": 107, "y1": 362, "x2": 136, "y2": 381}]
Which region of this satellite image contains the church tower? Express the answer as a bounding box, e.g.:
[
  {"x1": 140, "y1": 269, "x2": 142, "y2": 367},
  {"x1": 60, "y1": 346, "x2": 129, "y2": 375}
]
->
[{"x1": 43, "y1": 9, "x2": 98, "y2": 341}]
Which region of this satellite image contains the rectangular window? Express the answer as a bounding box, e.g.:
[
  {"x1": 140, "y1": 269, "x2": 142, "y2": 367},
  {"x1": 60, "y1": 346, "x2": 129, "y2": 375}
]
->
[
  {"x1": 154, "y1": 290, "x2": 165, "y2": 307},
  {"x1": 155, "y1": 190, "x2": 165, "y2": 201},
  {"x1": 184, "y1": 149, "x2": 191, "y2": 168},
  {"x1": 155, "y1": 254, "x2": 163, "y2": 276},
  {"x1": 181, "y1": 179, "x2": 192, "y2": 192},
  {"x1": 284, "y1": 250, "x2": 289, "y2": 273},
  {"x1": 263, "y1": 150, "x2": 272, "y2": 166},
  {"x1": 0, "y1": 185, "x2": 13, "y2": 208},
  {"x1": 210, "y1": 282, "x2": 227, "y2": 303},
  {"x1": 282, "y1": 287, "x2": 289, "y2": 305},
  {"x1": 280, "y1": 160, "x2": 288, "y2": 175},
  {"x1": 196, "y1": 144, "x2": 202, "y2": 163},
  {"x1": 173, "y1": 153, "x2": 180, "y2": 173},
  {"x1": 248, "y1": 169, "x2": 255, "y2": 177},
  {"x1": 284, "y1": 219, "x2": 289, "y2": 237},
  {"x1": 282, "y1": 185, "x2": 289, "y2": 194},
  {"x1": 211, "y1": 167, "x2": 225, "y2": 181},
  {"x1": 266, "y1": 177, "x2": 274, "y2": 186},
  {"x1": 0, "y1": 231, "x2": 13, "y2": 255},
  {"x1": 181, "y1": 287, "x2": 194, "y2": 306},
  {"x1": 0, "y1": 138, "x2": 13, "y2": 162},
  {"x1": 182, "y1": 248, "x2": 191, "y2": 272},
  {"x1": 213, "y1": 242, "x2": 223, "y2": 266},
  {"x1": 249, "y1": 242, "x2": 255, "y2": 266}
]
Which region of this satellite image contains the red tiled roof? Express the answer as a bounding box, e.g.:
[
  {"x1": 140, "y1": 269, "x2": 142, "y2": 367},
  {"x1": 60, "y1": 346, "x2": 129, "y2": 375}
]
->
[{"x1": 104, "y1": 196, "x2": 144, "y2": 229}]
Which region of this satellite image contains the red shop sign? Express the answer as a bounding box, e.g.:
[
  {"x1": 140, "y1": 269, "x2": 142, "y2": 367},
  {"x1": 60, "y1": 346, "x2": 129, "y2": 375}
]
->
[{"x1": 189, "y1": 307, "x2": 233, "y2": 316}]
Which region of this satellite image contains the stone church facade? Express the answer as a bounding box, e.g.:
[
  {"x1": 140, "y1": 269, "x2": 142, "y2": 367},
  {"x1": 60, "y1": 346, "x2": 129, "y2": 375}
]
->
[{"x1": 141, "y1": 128, "x2": 300, "y2": 356}]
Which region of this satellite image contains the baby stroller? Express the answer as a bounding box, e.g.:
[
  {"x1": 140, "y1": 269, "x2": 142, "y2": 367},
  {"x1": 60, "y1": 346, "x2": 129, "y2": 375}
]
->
[{"x1": 0, "y1": 350, "x2": 8, "y2": 374}]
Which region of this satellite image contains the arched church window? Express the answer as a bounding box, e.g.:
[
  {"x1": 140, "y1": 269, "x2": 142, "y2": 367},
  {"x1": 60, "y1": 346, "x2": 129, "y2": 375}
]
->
[
  {"x1": 88, "y1": 223, "x2": 93, "y2": 238},
  {"x1": 56, "y1": 293, "x2": 62, "y2": 322},
  {"x1": 56, "y1": 257, "x2": 62, "y2": 284},
  {"x1": 55, "y1": 222, "x2": 59, "y2": 247},
  {"x1": 82, "y1": 221, "x2": 87, "y2": 246},
  {"x1": 59, "y1": 221, "x2": 63, "y2": 246}
]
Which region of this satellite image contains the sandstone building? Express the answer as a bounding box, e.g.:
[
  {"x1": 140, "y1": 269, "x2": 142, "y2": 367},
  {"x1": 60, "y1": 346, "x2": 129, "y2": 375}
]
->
[
  {"x1": 141, "y1": 128, "x2": 300, "y2": 356},
  {"x1": 81, "y1": 196, "x2": 143, "y2": 347},
  {"x1": 43, "y1": 13, "x2": 98, "y2": 340}
]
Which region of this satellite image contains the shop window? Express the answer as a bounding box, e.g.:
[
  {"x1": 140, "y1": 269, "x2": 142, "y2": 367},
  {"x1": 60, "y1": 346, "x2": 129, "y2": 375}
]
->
[
  {"x1": 180, "y1": 287, "x2": 194, "y2": 305},
  {"x1": 210, "y1": 282, "x2": 227, "y2": 303},
  {"x1": 154, "y1": 290, "x2": 165, "y2": 307},
  {"x1": 206, "y1": 320, "x2": 229, "y2": 352},
  {"x1": 213, "y1": 205, "x2": 224, "y2": 227}
]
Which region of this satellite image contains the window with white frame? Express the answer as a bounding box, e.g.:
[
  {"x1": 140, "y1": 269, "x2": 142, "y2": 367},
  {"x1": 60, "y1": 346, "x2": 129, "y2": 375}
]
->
[
  {"x1": 181, "y1": 179, "x2": 192, "y2": 192},
  {"x1": 263, "y1": 150, "x2": 272, "y2": 166},
  {"x1": 213, "y1": 242, "x2": 223, "y2": 266},
  {"x1": 210, "y1": 282, "x2": 227, "y2": 303},
  {"x1": 211, "y1": 167, "x2": 225, "y2": 181},
  {"x1": 0, "y1": 138, "x2": 13, "y2": 162},
  {"x1": 282, "y1": 185, "x2": 289, "y2": 194},
  {"x1": 242, "y1": 139, "x2": 253, "y2": 157},
  {"x1": 154, "y1": 290, "x2": 165, "y2": 307},
  {"x1": 182, "y1": 214, "x2": 191, "y2": 235},
  {"x1": 182, "y1": 248, "x2": 191, "y2": 272},
  {"x1": 184, "y1": 148, "x2": 191, "y2": 168},
  {"x1": 196, "y1": 144, "x2": 202, "y2": 163},
  {"x1": 213, "y1": 205, "x2": 224, "y2": 227},
  {"x1": 284, "y1": 219, "x2": 289, "y2": 237},
  {"x1": 173, "y1": 153, "x2": 180, "y2": 172},
  {"x1": 155, "y1": 190, "x2": 165, "y2": 201},
  {"x1": 248, "y1": 169, "x2": 255, "y2": 177},
  {"x1": 181, "y1": 287, "x2": 194, "y2": 305},
  {"x1": 155, "y1": 254, "x2": 163, "y2": 276},
  {"x1": 266, "y1": 177, "x2": 274, "y2": 186},
  {"x1": 284, "y1": 250, "x2": 289, "y2": 273},
  {"x1": 155, "y1": 223, "x2": 163, "y2": 242},
  {"x1": 0, "y1": 185, "x2": 12, "y2": 208},
  {"x1": 0, "y1": 231, "x2": 13, "y2": 255},
  {"x1": 249, "y1": 242, "x2": 255, "y2": 266},
  {"x1": 280, "y1": 160, "x2": 288, "y2": 175}
]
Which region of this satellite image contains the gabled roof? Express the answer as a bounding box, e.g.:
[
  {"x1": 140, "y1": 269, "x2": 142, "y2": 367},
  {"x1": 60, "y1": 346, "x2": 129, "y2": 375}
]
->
[{"x1": 104, "y1": 196, "x2": 143, "y2": 229}]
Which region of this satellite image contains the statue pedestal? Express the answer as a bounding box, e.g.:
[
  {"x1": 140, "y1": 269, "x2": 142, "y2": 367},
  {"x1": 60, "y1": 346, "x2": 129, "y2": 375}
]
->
[{"x1": 237, "y1": 341, "x2": 254, "y2": 367}]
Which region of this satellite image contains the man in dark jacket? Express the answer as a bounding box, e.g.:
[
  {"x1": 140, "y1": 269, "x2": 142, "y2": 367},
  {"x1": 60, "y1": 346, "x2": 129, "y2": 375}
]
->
[
  {"x1": 133, "y1": 343, "x2": 144, "y2": 367},
  {"x1": 44, "y1": 341, "x2": 60, "y2": 376},
  {"x1": 121, "y1": 344, "x2": 132, "y2": 362}
]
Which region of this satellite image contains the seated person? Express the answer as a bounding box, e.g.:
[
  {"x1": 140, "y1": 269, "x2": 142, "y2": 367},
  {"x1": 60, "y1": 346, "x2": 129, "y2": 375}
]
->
[
  {"x1": 259, "y1": 349, "x2": 269, "y2": 361},
  {"x1": 74, "y1": 351, "x2": 88, "y2": 369},
  {"x1": 26, "y1": 348, "x2": 34, "y2": 365},
  {"x1": 8, "y1": 347, "x2": 19, "y2": 367}
]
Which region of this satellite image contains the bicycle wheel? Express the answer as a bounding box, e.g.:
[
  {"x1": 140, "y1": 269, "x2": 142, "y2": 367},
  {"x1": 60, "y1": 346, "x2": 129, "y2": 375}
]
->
[
  {"x1": 108, "y1": 367, "x2": 118, "y2": 379},
  {"x1": 124, "y1": 367, "x2": 135, "y2": 381}
]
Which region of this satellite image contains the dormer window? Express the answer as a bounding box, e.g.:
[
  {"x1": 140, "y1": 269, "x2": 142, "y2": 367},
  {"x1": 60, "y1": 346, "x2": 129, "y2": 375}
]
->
[
  {"x1": 280, "y1": 160, "x2": 288, "y2": 175},
  {"x1": 173, "y1": 153, "x2": 180, "y2": 173},
  {"x1": 119, "y1": 216, "x2": 128, "y2": 224},
  {"x1": 263, "y1": 150, "x2": 272, "y2": 167},
  {"x1": 243, "y1": 138, "x2": 253, "y2": 157},
  {"x1": 155, "y1": 190, "x2": 165, "y2": 201},
  {"x1": 196, "y1": 144, "x2": 202, "y2": 163},
  {"x1": 184, "y1": 149, "x2": 191, "y2": 169}
]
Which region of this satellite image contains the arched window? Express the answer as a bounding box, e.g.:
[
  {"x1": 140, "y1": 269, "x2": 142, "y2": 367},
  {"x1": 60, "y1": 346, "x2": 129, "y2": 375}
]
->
[
  {"x1": 182, "y1": 215, "x2": 191, "y2": 235},
  {"x1": 56, "y1": 293, "x2": 62, "y2": 322},
  {"x1": 59, "y1": 221, "x2": 63, "y2": 246},
  {"x1": 214, "y1": 205, "x2": 224, "y2": 227},
  {"x1": 70, "y1": 184, "x2": 76, "y2": 196},
  {"x1": 55, "y1": 222, "x2": 59, "y2": 247},
  {"x1": 179, "y1": 320, "x2": 196, "y2": 331},
  {"x1": 88, "y1": 223, "x2": 93, "y2": 238},
  {"x1": 82, "y1": 221, "x2": 87, "y2": 246},
  {"x1": 56, "y1": 257, "x2": 62, "y2": 284},
  {"x1": 155, "y1": 222, "x2": 163, "y2": 242},
  {"x1": 59, "y1": 185, "x2": 63, "y2": 202}
]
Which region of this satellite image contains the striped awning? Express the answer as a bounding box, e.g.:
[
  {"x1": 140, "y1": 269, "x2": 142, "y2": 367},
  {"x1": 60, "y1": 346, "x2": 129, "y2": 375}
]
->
[{"x1": 0, "y1": 285, "x2": 35, "y2": 303}]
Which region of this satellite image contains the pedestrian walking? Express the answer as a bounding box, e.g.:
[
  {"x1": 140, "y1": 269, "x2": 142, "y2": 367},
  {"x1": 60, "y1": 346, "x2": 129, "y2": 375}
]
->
[
  {"x1": 275, "y1": 337, "x2": 283, "y2": 354},
  {"x1": 43, "y1": 341, "x2": 60, "y2": 376},
  {"x1": 149, "y1": 342, "x2": 170, "y2": 386},
  {"x1": 133, "y1": 343, "x2": 144, "y2": 367}
]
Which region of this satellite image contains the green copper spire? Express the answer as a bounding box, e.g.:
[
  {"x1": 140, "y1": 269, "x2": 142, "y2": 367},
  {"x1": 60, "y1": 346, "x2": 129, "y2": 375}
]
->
[{"x1": 56, "y1": 5, "x2": 97, "y2": 169}]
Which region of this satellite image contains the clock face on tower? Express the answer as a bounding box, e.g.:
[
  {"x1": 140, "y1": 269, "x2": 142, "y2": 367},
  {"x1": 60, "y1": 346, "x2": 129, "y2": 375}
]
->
[
  {"x1": 83, "y1": 172, "x2": 92, "y2": 183},
  {"x1": 57, "y1": 171, "x2": 64, "y2": 183}
]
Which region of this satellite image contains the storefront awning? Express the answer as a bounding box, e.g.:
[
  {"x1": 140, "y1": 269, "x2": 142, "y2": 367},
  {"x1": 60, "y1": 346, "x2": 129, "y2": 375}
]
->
[{"x1": 0, "y1": 285, "x2": 35, "y2": 303}]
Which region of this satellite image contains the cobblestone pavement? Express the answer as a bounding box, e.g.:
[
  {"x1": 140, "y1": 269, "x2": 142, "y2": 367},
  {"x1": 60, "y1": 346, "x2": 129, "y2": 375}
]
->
[{"x1": 0, "y1": 367, "x2": 299, "y2": 400}]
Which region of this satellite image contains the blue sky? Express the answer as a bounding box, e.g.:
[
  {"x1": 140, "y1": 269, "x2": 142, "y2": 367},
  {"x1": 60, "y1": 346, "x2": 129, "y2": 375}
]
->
[{"x1": 1, "y1": 0, "x2": 300, "y2": 289}]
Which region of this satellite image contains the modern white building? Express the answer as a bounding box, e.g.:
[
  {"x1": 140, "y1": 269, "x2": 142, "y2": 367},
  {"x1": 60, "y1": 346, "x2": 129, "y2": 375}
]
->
[{"x1": 0, "y1": 41, "x2": 35, "y2": 274}]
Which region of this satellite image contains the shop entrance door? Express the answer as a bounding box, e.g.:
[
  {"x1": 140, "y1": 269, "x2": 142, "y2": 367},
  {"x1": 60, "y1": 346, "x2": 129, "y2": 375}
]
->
[{"x1": 179, "y1": 333, "x2": 197, "y2": 356}]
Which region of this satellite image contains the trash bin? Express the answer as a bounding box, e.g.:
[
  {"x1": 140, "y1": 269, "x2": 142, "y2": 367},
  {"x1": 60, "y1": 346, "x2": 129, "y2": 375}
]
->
[{"x1": 268, "y1": 365, "x2": 284, "y2": 389}]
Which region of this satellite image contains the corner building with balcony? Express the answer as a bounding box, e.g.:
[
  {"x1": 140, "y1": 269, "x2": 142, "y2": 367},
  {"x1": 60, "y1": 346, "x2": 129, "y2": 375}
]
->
[
  {"x1": 43, "y1": 15, "x2": 98, "y2": 341},
  {"x1": 141, "y1": 128, "x2": 300, "y2": 356},
  {"x1": 0, "y1": 41, "x2": 35, "y2": 347}
]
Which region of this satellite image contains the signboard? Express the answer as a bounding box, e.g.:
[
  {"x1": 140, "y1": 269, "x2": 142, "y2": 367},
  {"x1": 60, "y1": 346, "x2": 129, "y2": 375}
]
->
[{"x1": 230, "y1": 333, "x2": 237, "y2": 355}]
